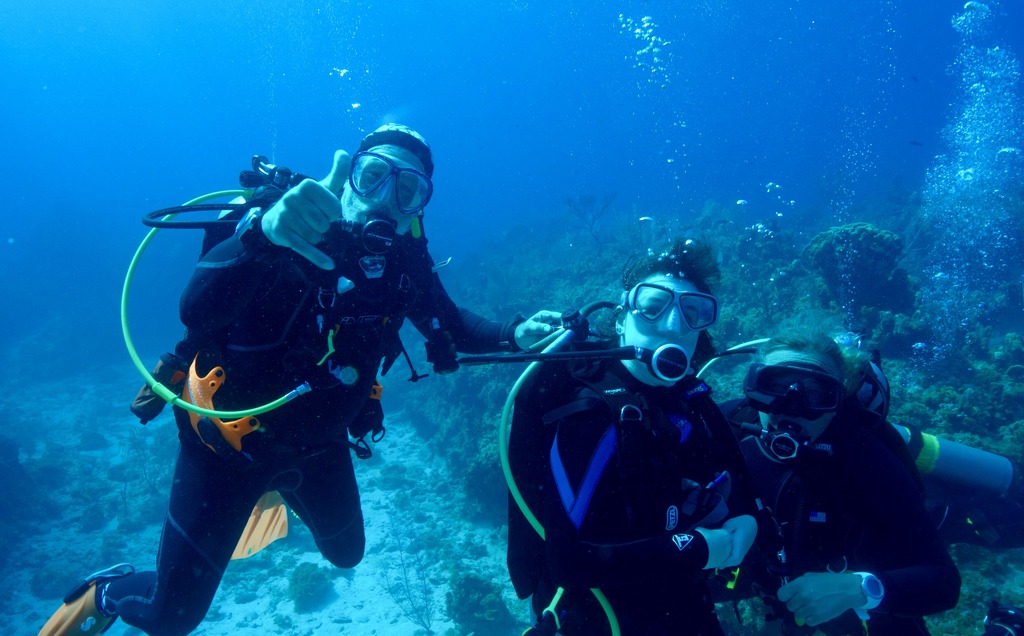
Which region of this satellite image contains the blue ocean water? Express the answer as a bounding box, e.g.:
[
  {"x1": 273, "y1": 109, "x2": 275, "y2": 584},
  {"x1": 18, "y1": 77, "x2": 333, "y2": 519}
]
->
[
  {"x1": 2, "y1": 2, "x2": 1023, "y2": 633},
  {"x1": 2, "y1": 0, "x2": 1021, "y2": 366}
]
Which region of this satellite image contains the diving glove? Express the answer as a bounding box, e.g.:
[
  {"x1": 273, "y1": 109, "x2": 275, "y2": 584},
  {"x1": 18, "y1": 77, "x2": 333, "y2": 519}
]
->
[{"x1": 130, "y1": 352, "x2": 187, "y2": 424}]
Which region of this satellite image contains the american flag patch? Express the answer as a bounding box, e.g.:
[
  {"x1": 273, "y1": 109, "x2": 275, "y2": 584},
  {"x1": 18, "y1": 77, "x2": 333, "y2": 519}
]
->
[{"x1": 809, "y1": 511, "x2": 827, "y2": 523}]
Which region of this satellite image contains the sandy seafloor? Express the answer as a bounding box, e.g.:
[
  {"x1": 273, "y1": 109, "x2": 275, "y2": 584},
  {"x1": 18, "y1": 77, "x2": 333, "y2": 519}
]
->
[{"x1": 5, "y1": 365, "x2": 530, "y2": 636}]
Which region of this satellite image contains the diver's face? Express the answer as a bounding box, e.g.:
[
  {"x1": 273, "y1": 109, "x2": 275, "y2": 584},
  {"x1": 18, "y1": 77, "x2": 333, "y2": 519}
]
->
[
  {"x1": 618, "y1": 274, "x2": 703, "y2": 386},
  {"x1": 340, "y1": 144, "x2": 425, "y2": 235},
  {"x1": 756, "y1": 350, "x2": 841, "y2": 443}
]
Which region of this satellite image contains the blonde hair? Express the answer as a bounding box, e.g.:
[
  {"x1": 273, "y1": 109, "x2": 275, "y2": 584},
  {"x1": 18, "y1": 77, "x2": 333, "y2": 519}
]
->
[{"x1": 762, "y1": 324, "x2": 871, "y2": 396}]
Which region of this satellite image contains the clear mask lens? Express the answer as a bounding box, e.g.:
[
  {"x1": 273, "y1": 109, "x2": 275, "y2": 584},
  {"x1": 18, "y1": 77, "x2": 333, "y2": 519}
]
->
[
  {"x1": 629, "y1": 284, "x2": 718, "y2": 330},
  {"x1": 350, "y1": 152, "x2": 432, "y2": 213}
]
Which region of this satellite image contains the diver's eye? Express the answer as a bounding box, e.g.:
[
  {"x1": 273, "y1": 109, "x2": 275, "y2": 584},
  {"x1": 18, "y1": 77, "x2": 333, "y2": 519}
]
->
[{"x1": 633, "y1": 286, "x2": 672, "y2": 319}]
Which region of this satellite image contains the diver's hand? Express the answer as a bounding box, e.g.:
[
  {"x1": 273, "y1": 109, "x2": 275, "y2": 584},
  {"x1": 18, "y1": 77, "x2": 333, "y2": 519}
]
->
[
  {"x1": 260, "y1": 149, "x2": 351, "y2": 270},
  {"x1": 696, "y1": 514, "x2": 757, "y2": 569},
  {"x1": 777, "y1": 572, "x2": 864, "y2": 627},
  {"x1": 513, "y1": 310, "x2": 562, "y2": 350}
]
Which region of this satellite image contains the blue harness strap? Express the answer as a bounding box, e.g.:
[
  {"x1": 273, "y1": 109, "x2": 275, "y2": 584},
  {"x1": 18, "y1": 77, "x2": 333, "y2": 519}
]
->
[
  {"x1": 545, "y1": 374, "x2": 717, "y2": 532},
  {"x1": 551, "y1": 423, "x2": 618, "y2": 530}
]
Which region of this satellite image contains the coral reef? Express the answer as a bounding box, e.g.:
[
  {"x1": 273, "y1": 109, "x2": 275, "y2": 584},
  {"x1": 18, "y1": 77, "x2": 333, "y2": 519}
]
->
[
  {"x1": 379, "y1": 506, "x2": 440, "y2": 633},
  {"x1": 804, "y1": 222, "x2": 915, "y2": 315},
  {"x1": 445, "y1": 571, "x2": 515, "y2": 635},
  {"x1": 288, "y1": 562, "x2": 333, "y2": 612}
]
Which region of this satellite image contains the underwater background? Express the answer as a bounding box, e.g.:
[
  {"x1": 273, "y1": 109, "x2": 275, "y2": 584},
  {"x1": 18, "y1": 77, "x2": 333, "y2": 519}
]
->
[{"x1": 2, "y1": 0, "x2": 1023, "y2": 634}]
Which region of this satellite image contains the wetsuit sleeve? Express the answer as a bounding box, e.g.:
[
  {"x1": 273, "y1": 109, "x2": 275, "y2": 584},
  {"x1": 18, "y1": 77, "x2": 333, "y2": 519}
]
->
[
  {"x1": 843, "y1": 434, "x2": 961, "y2": 616},
  {"x1": 406, "y1": 244, "x2": 522, "y2": 353},
  {"x1": 178, "y1": 234, "x2": 290, "y2": 334}
]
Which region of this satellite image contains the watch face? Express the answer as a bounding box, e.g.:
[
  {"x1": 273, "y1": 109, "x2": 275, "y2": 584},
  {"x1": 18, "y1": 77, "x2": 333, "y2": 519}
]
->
[{"x1": 863, "y1": 575, "x2": 884, "y2": 599}]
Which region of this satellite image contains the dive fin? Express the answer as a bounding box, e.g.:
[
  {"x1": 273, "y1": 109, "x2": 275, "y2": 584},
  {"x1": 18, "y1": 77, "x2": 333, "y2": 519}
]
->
[
  {"x1": 39, "y1": 563, "x2": 134, "y2": 636},
  {"x1": 231, "y1": 491, "x2": 289, "y2": 560}
]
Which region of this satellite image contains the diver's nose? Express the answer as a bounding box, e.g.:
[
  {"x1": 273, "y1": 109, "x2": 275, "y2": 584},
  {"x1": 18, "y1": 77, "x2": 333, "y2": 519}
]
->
[
  {"x1": 361, "y1": 177, "x2": 400, "y2": 216},
  {"x1": 662, "y1": 305, "x2": 684, "y2": 332}
]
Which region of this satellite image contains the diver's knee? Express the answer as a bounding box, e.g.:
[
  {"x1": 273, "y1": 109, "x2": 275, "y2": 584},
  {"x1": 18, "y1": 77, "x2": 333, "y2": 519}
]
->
[
  {"x1": 319, "y1": 536, "x2": 365, "y2": 568},
  {"x1": 309, "y1": 505, "x2": 365, "y2": 568}
]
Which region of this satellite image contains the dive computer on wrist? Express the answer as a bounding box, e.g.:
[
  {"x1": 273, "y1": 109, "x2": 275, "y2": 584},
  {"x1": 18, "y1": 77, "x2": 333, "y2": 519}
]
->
[{"x1": 853, "y1": 572, "x2": 884, "y2": 619}]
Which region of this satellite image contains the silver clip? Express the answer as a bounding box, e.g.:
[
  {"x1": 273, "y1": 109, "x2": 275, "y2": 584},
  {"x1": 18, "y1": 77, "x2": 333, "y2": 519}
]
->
[
  {"x1": 431, "y1": 257, "x2": 452, "y2": 273},
  {"x1": 619, "y1": 404, "x2": 643, "y2": 424},
  {"x1": 317, "y1": 287, "x2": 336, "y2": 308}
]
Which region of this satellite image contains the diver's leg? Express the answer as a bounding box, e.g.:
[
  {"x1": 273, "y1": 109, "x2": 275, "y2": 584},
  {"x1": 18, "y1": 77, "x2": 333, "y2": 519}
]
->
[
  {"x1": 281, "y1": 442, "x2": 365, "y2": 568},
  {"x1": 106, "y1": 436, "x2": 267, "y2": 636}
]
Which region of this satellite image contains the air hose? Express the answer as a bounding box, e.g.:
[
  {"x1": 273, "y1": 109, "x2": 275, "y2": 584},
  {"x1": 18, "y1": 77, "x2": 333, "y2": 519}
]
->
[
  {"x1": 121, "y1": 191, "x2": 311, "y2": 419},
  {"x1": 496, "y1": 301, "x2": 621, "y2": 636},
  {"x1": 696, "y1": 338, "x2": 770, "y2": 378}
]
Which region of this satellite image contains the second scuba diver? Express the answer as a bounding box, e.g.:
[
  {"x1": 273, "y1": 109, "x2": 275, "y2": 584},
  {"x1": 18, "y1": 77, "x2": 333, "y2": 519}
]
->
[
  {"x1": 724, "y1": 326, "x2": 961, "y2": 635},
  {"x1": 40, "y1": 124, "x2": 559, "y2": 636},
  {"x1": 506, "y1": 238, "x2": 758, "y2": 635}
]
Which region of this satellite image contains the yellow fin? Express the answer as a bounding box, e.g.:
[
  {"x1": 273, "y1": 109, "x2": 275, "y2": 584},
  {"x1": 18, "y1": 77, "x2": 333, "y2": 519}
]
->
[{"x1": 231, "y1": 491, "x2": 289, "y2": 560}]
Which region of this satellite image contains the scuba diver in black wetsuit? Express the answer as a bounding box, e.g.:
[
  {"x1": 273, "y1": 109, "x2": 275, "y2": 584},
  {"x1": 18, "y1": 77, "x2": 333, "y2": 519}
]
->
[
  {"x1": 505, "y1": 239, "x2": 759, "y2": 636},
  {"x1": 39, "y1": 124, "x2": 560, "y2": 636},
  {"x1": 722, "y1": 327, "x2": 960, "y2": 636}
]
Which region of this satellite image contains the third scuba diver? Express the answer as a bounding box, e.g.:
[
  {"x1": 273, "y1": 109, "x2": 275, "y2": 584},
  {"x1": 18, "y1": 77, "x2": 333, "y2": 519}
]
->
[{"x1": 723, "y1": 326, "x2": 961, "y2": 635}]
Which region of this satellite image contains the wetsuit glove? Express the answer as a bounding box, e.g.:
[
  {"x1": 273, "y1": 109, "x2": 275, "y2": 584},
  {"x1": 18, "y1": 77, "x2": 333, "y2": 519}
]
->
[
  {"x1": 424, "y1": 328, "x2": 458, "y2": 374},
  {"x1": 130, "y1": 352, "x2": 188, "y2": 424},
  {"x1": 697, "y1": 514, "x2": 757, "y2": 569}
]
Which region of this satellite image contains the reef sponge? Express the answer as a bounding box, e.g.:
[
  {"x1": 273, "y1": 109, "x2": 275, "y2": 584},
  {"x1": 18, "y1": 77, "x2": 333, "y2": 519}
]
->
[
  {"x1": 446, "y1": 571, "x2": 514, "y2": 634},
  {"x1": 288, "y1": 562, "x2": 333, "y2": 612},
  {"x1": 804, "y1": 222, "x2": 915, "y2": 313}
]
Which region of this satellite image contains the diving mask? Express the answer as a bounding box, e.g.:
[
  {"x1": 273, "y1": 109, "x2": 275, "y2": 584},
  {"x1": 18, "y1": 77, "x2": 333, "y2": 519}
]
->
[
  {"x1": 625, "y1": 283, "x2": 718, "y2": 331},
  {"x1": 349, "y1": 152, "x2": 432, "y2": 213},
  {"x1": 743, "y1": 363, "x2": 844, "y2": 420}
]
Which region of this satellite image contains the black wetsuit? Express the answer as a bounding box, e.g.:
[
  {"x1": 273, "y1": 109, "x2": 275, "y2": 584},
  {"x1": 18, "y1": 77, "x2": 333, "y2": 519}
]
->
[
  {"x1": 105, "y1": 226, "x2": 520, "y2": 636},
  {"x1": 507, "y1": 359, "x2": 756, "y2": 636},
  {"x1": 725, "y1": 402, "x2": 961, "y2": 636}
]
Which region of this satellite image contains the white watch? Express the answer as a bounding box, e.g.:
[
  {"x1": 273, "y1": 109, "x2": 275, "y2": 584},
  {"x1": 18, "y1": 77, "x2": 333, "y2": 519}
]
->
[{"x1": 853, "y1": 572, "x2": 884, "y2": 619}]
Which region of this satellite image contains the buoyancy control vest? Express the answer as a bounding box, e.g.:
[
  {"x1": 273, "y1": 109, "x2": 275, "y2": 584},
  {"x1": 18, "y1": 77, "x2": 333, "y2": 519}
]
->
[
  {"x1": 130, "y1": 159, "x2": 448, "y2": 454},
  {"x1": 509, "y1": 360, "x2": 746, "y2": 594}
]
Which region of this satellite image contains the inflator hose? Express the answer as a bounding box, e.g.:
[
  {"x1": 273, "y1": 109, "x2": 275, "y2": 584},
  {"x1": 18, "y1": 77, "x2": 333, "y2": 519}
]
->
[{"x1": 122, "y1": 191, "x2": 311, "y2": 419}]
